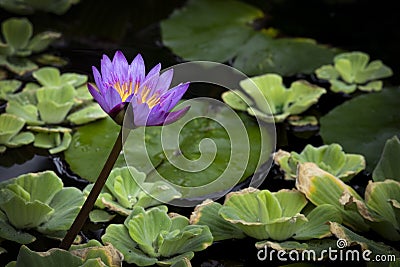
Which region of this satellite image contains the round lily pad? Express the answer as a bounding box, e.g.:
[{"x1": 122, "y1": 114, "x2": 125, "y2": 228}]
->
[{"x1": 320, "y1": 87, "x2": 400, "y2": 171}]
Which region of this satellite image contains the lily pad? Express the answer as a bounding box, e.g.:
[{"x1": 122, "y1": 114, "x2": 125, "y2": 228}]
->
[
  {"x1": 64, "y1": 117, "x2": 121, "y2": 182},
  {"x1": 320, "y1": 87, "x2": 400, "y2": 171},
  {"x1": 160, "y1": 0, "x2": 263, "y2": 62},
  {"x1": 123, "y1": 99, "x2": 273, "y2": 201},
  {"x1": 273, "y1": 143, "x2": 365, "y2": 181},
  {"x1": 373, "y1": 136, "x2": 400, "y2": 182},
  {"x1": 233, "y1": 33, "x2": 338, "y2": 76},
  {"x1": 161, "y1": 1, "x2": 336, "y2": 76}
]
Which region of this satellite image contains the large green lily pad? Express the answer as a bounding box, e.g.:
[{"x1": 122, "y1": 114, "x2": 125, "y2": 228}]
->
[
  {"x1": 233, "y1": 33, "x2": 338, "y2": 76},
  {"x1": 161, "y1": 0, "x2": 336, "y2": 77},
  {"x1": 160, "y1": 0, "x2": 263, "y2": 62},
  {"x1": 64, "y1": 117, "x2": 121, "y2": 182},
  {"x1": 320, "y1": 87, "x2": 400, "y2": 171}
]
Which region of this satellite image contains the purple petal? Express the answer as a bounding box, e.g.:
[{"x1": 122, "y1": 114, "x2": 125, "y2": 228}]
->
[
  {"x1": 103, "y1": 86, "x2": 123, "y2": 113},
  {"x1": 147, "y1": 106, "x2": 190, "y2": 126},
  {"x1": 129, "y1": 53, "x2": 145, "y2": 86},
  {"x1": 88, "y1": 83, "x2": 103, "y2": 103},
  {"x1": 112, "y1": 50, "x2": 128, "y2": 83},
  {"x1": 92, "y1": 66, "x2": 105, "y2": 93},
  {"x1": 145, "y1": 63, "x2": 161, "y2": 80},
  {"x1": 137, "y1": 73, "x2": 159, "y2": 102},
  {"x1": 155, "y1": 69, "x2": 174, "y2": 95},
  {"x1": 100, "y1": 54, "x2": 114, "y2": 86},
  {"x1": 132, "y1": 101, "x2": 151, "y2": 126},
  {"x1": 161, "y1": 106, "x2": 190, "y2": 125},
  {"x1": 159, "y1": 82, "x2": 189, "y2": 112}
]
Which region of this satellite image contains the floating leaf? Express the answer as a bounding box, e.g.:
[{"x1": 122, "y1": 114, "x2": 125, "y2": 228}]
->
[
  {"x1": 320, "y1": 87, "x2": 400, "y2": 171},
  {"x1": 84, "y1": 167, "x2": 181, "y2": 222},
  {"x1": 0, "y1": 113, "x2": 25, "y2": 144},
  {"x1": 0, "y1": 210, "x2": 36, "y2": 244},
  {"x1": 0, "y1": 79, "x2": 21, "y2": 100},
  {"x1": 329, "y1": 222, "x2": 400, "y2": 262},
  {"x1": 293, "y1": 204, "x2": 342, "y2": 240},
  {"x1": 8, "y1": 241, "x2": 123, "y2": 267},
  {"x1": 233, "y1": 33, "x2": 338, "y2": 76},
  {"x1": 0, "y1": 18, "x2": 60, "y2": 75},
  {"x1": 223, "y1": 73, "x2": 326, "y2": 123},
  {"x1": 364, "y1": 180, "x2": 400, "y2": 241},
  {"x1": 32, "y1": 67, "x2": 87, "y2": 89},
  {"x1": 190, "y1": 199, "x2": 245, "y2": 241},
  {"x1": 373, "y1": 136, "x2": 400, "y2": 182},
  {"x1": 219, "y1": 188, "x2": 307, "y2": 241},
  {"x1": 0, "y1": 0, "x2": 81, "y2": 15},
  {"x1": 0, "y1": 171, "x2": 85, "y2": 242},
  {"x1": 64, "y1": 117, "x2": 120, "y2": 182},
  {"x1": 160, "y1": 0, "x2": 263, "y2": 62},
  {"x1": 1, "y1": 18, "x2": 32, "y2": 54},
  {"x1": 274, "y1": 143, "x2": 365, "y2": 181},
  {"x1": 102, "y1": 206, "x2": 212, "y2": 266},
  {"x1": 315, "y1": 51, "x2": 393, "y2": 93},
  {"x1": 36, "y1": 85, "x2": 75, "y2": 124},
  {"x1": 161, "y1": 1, "x2": 336, "y2": 76},
  {"x1": 296, "y1": 163, "x2": 370, "y2": 231},
  {"x1": 67, "y1": 104, "x2": 107, "y2": 125}
]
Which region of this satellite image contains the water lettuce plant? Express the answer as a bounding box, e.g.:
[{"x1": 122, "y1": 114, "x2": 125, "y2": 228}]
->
[
  {"x1": 0, "y1": 0, "x2": 80, "y2": 15},
  {"x1": 222, "y1": 73, "x2": 326, "y2": 122},
  {"x1": 191, "y1": 188, "x2": 341, "y2": 242},
  {"x1": 315, "y1": 51, "x2": 393, "y2": 93},
  {"x1": 274, "y1": 143, "x2": 365, "y2": 181},
  {"x1": 0, "y1": 171, "x2": 85, "y2": 242},
  {"x1": 102, "y1": 205, "x2": 213, "y2": 266},
  {"x1": 5, "y1": 240, "x2": 123, "y2": 267},
  {"x1": 0, "y1": 113, "x2": 34, "y2": 153},
  {"x1": 4, "y1": 67, "x2": 107, "y2": 153},
  {"x1": 0, "y1": 79, "x2": 21, "y2": 100},
  {"x1": 83, "y1": 166, "x2": 181, "y2": 222},
  {"x1": 296, "y1": 162, "x2": 370, "y2": 232},
  {"x1": 0, "y1": 18, "x2": 61, "y2": 75},
  {"x1": 88, "y1": 50, "x2": 189, "y2": 125}
]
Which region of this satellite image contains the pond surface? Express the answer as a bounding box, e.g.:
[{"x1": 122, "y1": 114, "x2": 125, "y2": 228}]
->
[{"x1": 1, "y1": 0, "x2": 400, "y2": 266}]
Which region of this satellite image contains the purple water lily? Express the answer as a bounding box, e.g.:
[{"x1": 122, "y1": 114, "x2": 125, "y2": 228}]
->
[{"x1": 88, "y1": 50, "x2": 189, "y2": 126}]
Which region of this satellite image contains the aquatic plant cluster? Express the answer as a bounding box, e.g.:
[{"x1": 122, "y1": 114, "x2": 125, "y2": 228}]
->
[{"x1": 0, "y1": 0, "x2": 399, "y2": 266}]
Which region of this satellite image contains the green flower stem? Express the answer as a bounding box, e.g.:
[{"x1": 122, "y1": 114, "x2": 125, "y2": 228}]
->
[{"x1": 59, "y1": 128, "x2": 123, "y2": 250}]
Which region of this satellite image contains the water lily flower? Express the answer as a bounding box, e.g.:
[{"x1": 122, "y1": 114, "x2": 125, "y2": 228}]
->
[{"x1": 88, "y1": 50, "x2": 190, "y2": 126}]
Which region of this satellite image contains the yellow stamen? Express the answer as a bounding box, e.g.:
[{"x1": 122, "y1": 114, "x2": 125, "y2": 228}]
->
[
  {"x1": 139, "y1": 86, "x2": 160, "y2": 108},
  {"x1": 113, "y1": 81, "x2": 133, "y2": 101}
]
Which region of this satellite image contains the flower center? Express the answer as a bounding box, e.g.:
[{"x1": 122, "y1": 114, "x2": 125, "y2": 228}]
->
[
  {"x1": 139, "y1": 86, "x2": 160, "y2": 108},
  {"x1": 113, "y1": 81, "x2": 139, "y2": 102}
]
